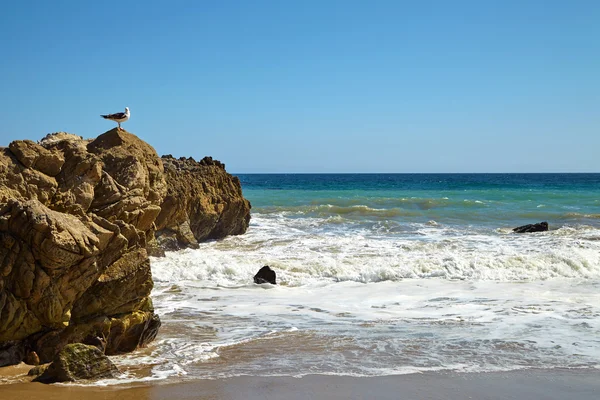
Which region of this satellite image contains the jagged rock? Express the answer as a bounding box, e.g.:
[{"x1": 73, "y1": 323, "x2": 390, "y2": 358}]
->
[
  {"x1": 0, "y1": 147, "x2": 58, "y2": 205},
  {"x1": 70, "y1": 248, "x2": 154, "y2": 320},
  {"x1": 87, "y1": 129, "x2": 167, "y2": 207},
  {"x1": 32, "y1": 310, "x2": 161, "y2": 362},
  {"x1": 9, "y1": 140, "x2": 65, "y2": 176},
  {"x1": 254, "y1": 266, "x2": 276, "y2": 284},
  {"x1": 0, "y1": 128, "x2": 250, "y2": 367},
  {"x1": 33, "y1": 343, "x2": 118, "y2": 383},
  {"x1": 48, "y1": 137, "x2": 103, "y2": 215},
  {"x1": 0, "y1": 341, "x2": 26, "y2": 367},
  {"x1": 154, "y1": 155, "x2": 251, "y2": 250},
  {"x1": 104, "y1": 310, "x2": 161, "y2": 353},
  {"x1": 0, "y1": 199, "x2": 106, "y2": 342},
  {"x1": 0, "y1": 129, "x2": 164, "y2": 365},
  {"x1": 38, "y1": 132, "x2": 83, "y2": 147},
  {"x1": 513, "y1": 221, "x2": 549, "y2": 233}
]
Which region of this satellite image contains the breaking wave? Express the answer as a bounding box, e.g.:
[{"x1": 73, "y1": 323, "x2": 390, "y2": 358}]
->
[{"x1": 151, "y1": 215, "x2": 600, "y2": 285}]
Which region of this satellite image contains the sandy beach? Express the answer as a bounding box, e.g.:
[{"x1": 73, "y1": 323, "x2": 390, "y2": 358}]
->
[{"x1": 1, "y1": 368, "x2": 598, "y2": 400}]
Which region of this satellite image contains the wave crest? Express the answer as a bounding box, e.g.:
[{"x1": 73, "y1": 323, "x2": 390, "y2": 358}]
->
[{"x1": 152, "y1": 225, "x2": 600, "y2": 284}]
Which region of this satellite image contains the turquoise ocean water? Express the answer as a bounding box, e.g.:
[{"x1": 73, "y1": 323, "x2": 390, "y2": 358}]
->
[{"x1": 239, "y1": 173, "x2": 600, "y2": 230}]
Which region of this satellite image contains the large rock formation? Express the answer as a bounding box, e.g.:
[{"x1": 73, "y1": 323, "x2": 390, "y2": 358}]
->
[
  {"x1": 0, "y1": 128, "x2": 250, "y2": 367},
  {"x1": 154, "y1": 155, "x2": 251, "y2": 252},
  {"x1": 0, "y1": 129, "x2": 163, "y2": 366}
]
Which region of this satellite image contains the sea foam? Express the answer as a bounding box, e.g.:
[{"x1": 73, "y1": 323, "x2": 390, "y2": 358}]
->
[
  {"x1": 128, "y1": 212, "x2": 600, "y2": 381},
  {"x1": 152, "y1": 214, "x2": 600, "y2": 285}
]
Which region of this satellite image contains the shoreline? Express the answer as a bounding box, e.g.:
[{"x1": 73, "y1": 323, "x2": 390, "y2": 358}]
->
[{"x1": 1, "y1": 368, "x2": 598, "y2": 400}]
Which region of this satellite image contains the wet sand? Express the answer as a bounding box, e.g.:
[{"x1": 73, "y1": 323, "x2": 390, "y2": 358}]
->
[{"x1": 1, "y1": 368, "x2": 599, "y2": 400}]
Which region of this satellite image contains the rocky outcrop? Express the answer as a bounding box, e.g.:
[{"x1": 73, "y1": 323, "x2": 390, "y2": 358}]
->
[
  {"x1": 0, "y1": 129, "x2": 251, "y2": 367},
  {"x1": 33, "y1": 343, "x2": 118, "y2": 383},
  {"x1": 513, "y1": 221, "x2": 549, "y2": 233},
  {"x1": 0, "y1": 129, "x2": 165, "y2": 366},
  {"x1": 154, "y1": 155, "x2": 251, "y2": 252},
  {"x1": 254, "y1": 266, "x2": 276, "y2": 284}
]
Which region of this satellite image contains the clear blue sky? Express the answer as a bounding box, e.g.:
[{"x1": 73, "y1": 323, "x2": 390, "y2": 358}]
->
[{"x1": 1, "y1": 0, "x2": 598, "y2": 172}]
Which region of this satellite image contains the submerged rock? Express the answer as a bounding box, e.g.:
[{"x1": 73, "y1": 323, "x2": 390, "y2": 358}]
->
[
  {"x1": 254, "y1": 266, "x2": 277, "y2": 285},
  {"x1": 513, "y1": 221, "x2": 549, "y2": 233},
  {"x1": 33, "y1": 343, "x2": 118, "y2": 383}
]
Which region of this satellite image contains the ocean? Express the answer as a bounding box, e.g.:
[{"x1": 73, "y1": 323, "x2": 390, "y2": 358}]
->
[{"x1": 113, "y1": 174, "x2": 600, "y2": 384}]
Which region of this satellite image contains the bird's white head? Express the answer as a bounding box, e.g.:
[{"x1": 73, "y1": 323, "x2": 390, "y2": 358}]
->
[{"x1": 125, "y1": 107, "x2": 130, "y2": 114}]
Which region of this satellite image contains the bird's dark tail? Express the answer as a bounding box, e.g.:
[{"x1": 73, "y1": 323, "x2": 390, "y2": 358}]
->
[{"x1": 100, "y1": 115, "x2": 109, "y2": 119}]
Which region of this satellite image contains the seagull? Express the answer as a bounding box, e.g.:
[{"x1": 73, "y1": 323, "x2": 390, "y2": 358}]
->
[{"x1": 101, "y1": 107, "x2": 130, "y2": 129}]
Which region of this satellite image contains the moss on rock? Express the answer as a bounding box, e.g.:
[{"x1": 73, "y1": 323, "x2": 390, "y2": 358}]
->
[{"x1": 33, "y1": 343, "x2": 118, "y2": 383}]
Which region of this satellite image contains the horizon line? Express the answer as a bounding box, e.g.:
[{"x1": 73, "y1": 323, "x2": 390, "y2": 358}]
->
[{"x1": 231, "y1": 171, "x2": 600, "y2": 175}]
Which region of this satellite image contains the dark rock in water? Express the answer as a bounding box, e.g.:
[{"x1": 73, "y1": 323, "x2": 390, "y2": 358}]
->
[
  {"x1": 33, "y1": 343, "x2": 118, "y2": 383},
  {"x1": 513, "y1": 221, "x2": 549, "y2": 233},
  {"x1": 0, "y1": 341, "x2": 26, "y2": 367},
  {"x1": 254, "y1": 266, "x2": 276, "y2": 284}
]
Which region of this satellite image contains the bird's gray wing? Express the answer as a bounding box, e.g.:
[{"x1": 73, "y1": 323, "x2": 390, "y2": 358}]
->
[{"x1": 102, "y1": 112, "x2": 126, "y2": 119}]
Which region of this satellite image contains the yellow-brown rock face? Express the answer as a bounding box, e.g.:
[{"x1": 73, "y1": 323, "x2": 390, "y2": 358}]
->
[
  {"x1": 154, "y1": 155, "x2": 251, "y2": 251},
  {"x1": 0, "y1": 129, "x2": 164, "y2": 365},
  {"x1": 0, "y1": 129, "x2": 251, "y2": 366}
]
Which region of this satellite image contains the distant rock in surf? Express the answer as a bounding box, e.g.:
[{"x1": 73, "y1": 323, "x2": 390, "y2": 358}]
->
[
  {"x1": 513, "y1": 221, "x2": 549, "y2": 233},
  {"x1": 254, "y1": 266, "x2": 277, "y2": 284}
]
